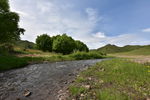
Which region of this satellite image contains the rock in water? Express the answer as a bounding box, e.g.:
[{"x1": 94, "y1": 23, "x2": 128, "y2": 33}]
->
[{"x1": 23, "y1": 90, "x2": 31, "y2": 97}]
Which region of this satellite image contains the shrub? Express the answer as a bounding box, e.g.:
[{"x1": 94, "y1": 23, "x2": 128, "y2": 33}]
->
[
  {"x1": 75, "y1": 40, "x2": 89, "y2": 52},
  {"x1": 52, "y1": 34, "x2": 76, "y2": 54},
  {"x1": 70, "y1": 51, "x2": 103, "y2": 60},
  {"x1": 36, "y1": 34, "x2": 52, "y2": 52},
  {"x1": 0, "y1": 43, "x2": 14, "y2": 55}
]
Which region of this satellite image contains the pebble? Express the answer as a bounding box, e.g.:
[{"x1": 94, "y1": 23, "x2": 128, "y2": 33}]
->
[
  {"x1": 83, "y1": 85, "x2": 91, "y2": 89},
  {"x1": 23, "y1": 90, "x2": 31, "y2": 97}
]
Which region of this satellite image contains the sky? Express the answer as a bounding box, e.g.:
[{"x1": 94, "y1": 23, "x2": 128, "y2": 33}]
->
[{"x1": 10, "y1": 0, "x2": 150, "y2": 49}]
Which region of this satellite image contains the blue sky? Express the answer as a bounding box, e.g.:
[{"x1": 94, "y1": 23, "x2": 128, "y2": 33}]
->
[{"x1": 10, "y1": 0, "x2": 150, "y2": 49}]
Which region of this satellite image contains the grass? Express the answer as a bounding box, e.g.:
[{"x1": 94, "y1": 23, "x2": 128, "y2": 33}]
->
[
  {"x1": 69, "y1": 51, "x2": 104, "y2": 60},
  {"x1": 113, "y1": 46, "x2": 150, "y2": 56},
  {"x1": 69, "y1": 59, "x2": 150, "y2": 100},
  {"x1": 69, "y1": 85, "x2": 88, "y2": 96},
  {"x1": 97, "y1": 44, "x2": 150, "y2": 54},
  {"x1": 0, "y1": 56, "x2": 28, "y2": 71},
  {"x1": 0, "y1": 55, "x2": 73, "y2": 71}
]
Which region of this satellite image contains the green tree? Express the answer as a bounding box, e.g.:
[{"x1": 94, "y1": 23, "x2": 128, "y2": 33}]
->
[
  {"x1": 36, "y1": 34, "x2": 52, "y2": 52},
  {"x1": 52, "y1": 34, "x2": 76, "y2": 54},
  {"x1": 51, "y1": 34, "x2": 61, "y2": 43},
  {"x1": 75, "y1": 40, "x2": 89, "y2": 52},
  {"x1": 0, "y1": 0, "x2": 25, "y2": 43}
]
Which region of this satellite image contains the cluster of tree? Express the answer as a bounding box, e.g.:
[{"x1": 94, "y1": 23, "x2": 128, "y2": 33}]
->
[
  {"x1": 0, "y1": 0, "x2": 25, "y2": 43},
  {"x1": 36, "y1": 34, "x2": 89, "y2": 54}
]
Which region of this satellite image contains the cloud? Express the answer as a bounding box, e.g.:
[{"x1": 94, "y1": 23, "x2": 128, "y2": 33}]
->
[
  {"x1": 10, "y1": 0, "x2": 101, "y2": 44},
  {"x1": 142, "y1": 28, "x2": 150, "y2": 32},
  {"x1": 86, "y1": 8, "x2": 102, "y2": 24},
  {"x1": 11, "y1": 8, "x2": 28, "y2": 17},
  {"x1": 85, "y1": 32, "x2": 150, "y2": 49},
  {"x1": 92, "y1": 32, "x2": 106, "y2": 38}
]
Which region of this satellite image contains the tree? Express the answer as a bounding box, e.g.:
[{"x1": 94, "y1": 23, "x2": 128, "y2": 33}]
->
[
  {"x1": 75, "y1": 40, "x2": 89, "y2": 52},
  {"x1": 0, "y1": 0, "x2": 25, "y2": 43},
  {"x1": 36, "y1": 34, "x2": 52, "y2": 52},
  {"x1": 52, "y1": 34, "x2": 76, "y2": 54},
  {"x1": 51, "y1": 34, "x2": 61, "y2": 43}
]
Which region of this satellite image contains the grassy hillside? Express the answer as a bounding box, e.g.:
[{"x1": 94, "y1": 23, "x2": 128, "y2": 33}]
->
[
  {"x1": 97, "y1": 44, "x2": 149, "y2": 54},
  {"x1": 97, "y1": 44, "x2": 122, "y2": 53},
  {"x1": 115, "y1": 46, "x2": 150, "y2": 55},
  {"x1": 15, "y1": 40, "x2": 35, "y2": 49}
]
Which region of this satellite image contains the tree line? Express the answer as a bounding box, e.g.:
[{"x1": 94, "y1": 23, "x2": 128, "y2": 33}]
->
[{"x1": 36, "y1": 34, "x2": 89, "y2": 54}]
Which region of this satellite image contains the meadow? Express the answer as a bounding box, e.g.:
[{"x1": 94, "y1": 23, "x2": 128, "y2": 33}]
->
[{"x1": 69, "y1": 59, "x2": 150, "y2": 100}]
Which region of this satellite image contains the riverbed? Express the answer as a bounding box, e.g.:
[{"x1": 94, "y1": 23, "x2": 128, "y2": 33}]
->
[{"x1": 0, "y1": 59, "x2": 105, "y2": 100}]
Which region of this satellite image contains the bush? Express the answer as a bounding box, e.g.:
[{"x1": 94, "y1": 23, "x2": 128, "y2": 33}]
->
[
  {"x1": 36, "y1": 34, "x2": 52, "y2": 52},
  {"x1": 52, "y1": 34, "x2": 76, "y2": 54},
  {"x1": 35, "y1": 33, "x2": 89, "y2": 54},
  {"x1": 70, "y1": 51, "x2": 103, "y2": 60},
  {"x1": 0, "y1": 43, "x2": 14, "y2": 55},
  {"x1": 75, "y1": 40, "x2": 89, "y2": 52}
]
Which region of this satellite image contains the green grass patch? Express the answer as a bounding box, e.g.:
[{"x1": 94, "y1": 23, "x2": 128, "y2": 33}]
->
[
  {"x1": 97, "y1": 44, "x2": 150, "y2": 54},
  {"x1": 69, "y1": 59, "x2": 150, "y2": 100},
  {"x1": 0, "y1": 56, "x2": 28, "y2": 71},
  {"x1": 95, "y1": 88, "x2": 131, "y2": 100},
  {"x1": 69, "y1": 85, "x2": 88, "y2": 96},
  {"x1": 114, "y1": 46, "x2": 150, "y2": 55},
  {"x1": 0, "y1": 55, "x2": 73, "y2": 71}
]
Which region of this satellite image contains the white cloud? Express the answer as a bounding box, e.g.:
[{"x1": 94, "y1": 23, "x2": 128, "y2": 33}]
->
[
  {"x1": 10, "y1": 0, "x2": 101, "y2": 45},
  {"x1": 142, "y1": 28, "x2": 150, "y2": 32},
  {"x1": 11, "y1": 8, "x2": 28, "y2": 17},
  {"x1": 92, "y1": 32, "x2": 106, "y2": 38},
  {"x1": 85, "y1": 32, "x2": 150, "y2": 49},
  {"x1": 86, "y1": 8, "x2": 102, "y2": 24}
]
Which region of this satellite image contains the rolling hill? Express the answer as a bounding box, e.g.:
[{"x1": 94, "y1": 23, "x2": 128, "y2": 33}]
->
[
  {"x1": 97, "y1": 44, "x2": 150, "y2": 54},
  {"x1": 14, "y1": 40, "x2": 35, "y2": 49},
  {"x1": 116, "y1": 46, "x2": 150, "y2": 55}
]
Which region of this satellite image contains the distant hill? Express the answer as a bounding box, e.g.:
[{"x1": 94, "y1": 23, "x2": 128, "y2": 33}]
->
[
  {"x1": 97, "y1": 44, "x2": 150, "y2": 54},
  {"x1": 118, "y1": 46, "x2": 150, "y2": 55},
  {"x1": 14, "y1": 40, "x2": 35, "y2": 49}
]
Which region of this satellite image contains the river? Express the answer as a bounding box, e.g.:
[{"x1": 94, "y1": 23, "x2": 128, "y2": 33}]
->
[{"x1": 0, "y1": 59, "x2": 105, "y2": 100}]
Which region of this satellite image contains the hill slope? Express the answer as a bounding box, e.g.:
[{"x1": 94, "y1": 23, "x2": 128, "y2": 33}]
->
[
  {"x1": 116, "y1": 46, "x2": 150, "y2": 55},
  {"x1": 15, "y1": 40, "x2": 35, "y2": 49},
  {"x1": 97, "y1": 44, "x2": 150, "y2": 54}
]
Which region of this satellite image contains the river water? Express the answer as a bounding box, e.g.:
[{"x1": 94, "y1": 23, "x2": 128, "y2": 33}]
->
[{"x1": 0, "y1": 59, "x2": 105, "y2": 100}]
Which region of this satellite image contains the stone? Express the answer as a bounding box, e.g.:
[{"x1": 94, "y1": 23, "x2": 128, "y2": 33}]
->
[
  {"x1": 68, "y1": 73, "x2": 73, "y2": 76},
  {"x1": 64, "y1": 81, "x2": 68, "y2": 84},
  {"x1": 80, "y1": 94, "x2": 84, "y2": 97},
  {"x1": 83, "y1": 85, "x2": 91, "y2": 89},
  {"x1": 147, "y1": 97, "x2": 150, "y2": 100},
  {"x1": 88, "y1": 77, "x2": 92, "y2": 80},
  {"x1": 16, "y1": 98, "x2": 21, "y2": 100},
  {"x1": 23, "y1": 90, "x2": 31, "y2": 97},
  {"x1": 99, "y1": 80, "x2": 104, "y2": 83}
]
